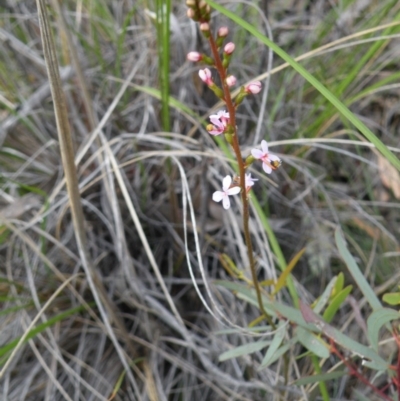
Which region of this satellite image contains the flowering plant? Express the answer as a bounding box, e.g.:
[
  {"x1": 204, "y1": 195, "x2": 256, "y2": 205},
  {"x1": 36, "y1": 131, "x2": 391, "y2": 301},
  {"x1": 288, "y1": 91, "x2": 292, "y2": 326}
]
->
[{"x1": 186, "y1": 0, "x2": 281, "y2": 325}]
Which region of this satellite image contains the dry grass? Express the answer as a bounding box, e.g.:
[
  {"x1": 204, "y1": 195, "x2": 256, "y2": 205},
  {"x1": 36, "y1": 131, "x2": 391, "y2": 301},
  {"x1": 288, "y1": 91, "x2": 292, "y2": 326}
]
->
[{"x1": 0, "y1": 0, "x2": 399, "y2": 400}]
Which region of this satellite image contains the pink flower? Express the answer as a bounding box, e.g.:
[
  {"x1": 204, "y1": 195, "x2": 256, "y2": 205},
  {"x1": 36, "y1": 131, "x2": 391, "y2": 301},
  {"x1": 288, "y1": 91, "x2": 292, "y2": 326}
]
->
[
  {"x1": 187, "y1": 52, "x2": 202, "y2": 62},
  {"x1": 212, "y1": 176, "x2": 241, "y2": 209},
  {"x1": 199, "y1": 68, "x2": 213, "y2": 86},
  {"x1": 210, "y1": 110, "x2": 229, "y2": 125},
  {"x1": 226, "y1": 75, "x2": 237, "y2": 87},
  {"x1": 207, "y1": 110, "x2": 230, "y2": 135},
  {"x1": 251, "y1": 140, "x2": 281, "y2": 174},
  {"x1": 244, "y1": 173, "x2": 258, "y2": 188},
  {"x1": 207, "y1": 120, "x2": 225, "y2": 135},
  {"x1": 224, "y1": 42, "x2": 235, "y2": 55},
  {"x1": 245, "y1": 81, "x2": 262, "y2": 94}
]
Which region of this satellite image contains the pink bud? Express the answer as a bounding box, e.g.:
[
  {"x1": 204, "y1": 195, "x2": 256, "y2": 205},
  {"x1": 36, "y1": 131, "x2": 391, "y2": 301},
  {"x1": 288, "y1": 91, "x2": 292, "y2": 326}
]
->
[
  {"x1": 198, "y1": 68, "x2": 213, "y2": 85},
  {"x1": 187, "y1": 8, "x2": 195, "y2": 19},
  {"x1": 245, "y1": 81, "x2": 262, "y2": 94},
  {"x1": 218, "y1": 27, "x2": 229, "y2": 37},
  {"x1": 200, "y1": 22, "x2": 210, "y2": 32},
  {"x1": 226, "y1": 75, "x2": 237, "y2": 87},
  {"x1": 224, "y1": 42, "x2": 235, "y2": 55},
  {"x1": 187, "y1": 52, "x2": 202, "y2": 62}
]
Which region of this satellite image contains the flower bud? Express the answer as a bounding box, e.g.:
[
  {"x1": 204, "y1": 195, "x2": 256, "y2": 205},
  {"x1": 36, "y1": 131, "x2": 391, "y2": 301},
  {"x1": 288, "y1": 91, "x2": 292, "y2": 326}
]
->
[
  {"x1": 200, "y1": 22, "x2": 210, "y2": 38},
  {"x1": 200, "y1": 22, "x2": 210, "y2": 32},
  {"x1": 245, "y1": 81, "x2": 262, "y2": 94},
  {"x1": 187, "y1": 52, "x2": 202, "y2": 62},
  {"x1": 198, "y1": 68, "x2": 213, "y2": 85},
  {"x1": 186, "y1": 0, "x2": 196, "y2": 6},
  {"x1": 226, "y1": 75, "x2": 237, "y2": 87},
  {"x1": 224, "y1": 42, "x2": 235, "y2": 55},
  {"x1": 187, "y1": 8, "x2": 195, "y2": 19},
  {"x1": 218, "y1": 27, "x2": 229, "y2": 37}
]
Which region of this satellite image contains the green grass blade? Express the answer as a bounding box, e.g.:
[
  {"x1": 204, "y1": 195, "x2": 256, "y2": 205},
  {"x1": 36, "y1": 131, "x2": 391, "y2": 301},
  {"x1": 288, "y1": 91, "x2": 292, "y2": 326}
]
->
[
  {"x1": 295, "y1": 370, "x2": 346, "y2": 386},
  {"x1": 156, "y1": 0, "x2": 171, "y2": 131},
  {"x1": 0, "y1": 305, "x2": 88, "y2": 360}
]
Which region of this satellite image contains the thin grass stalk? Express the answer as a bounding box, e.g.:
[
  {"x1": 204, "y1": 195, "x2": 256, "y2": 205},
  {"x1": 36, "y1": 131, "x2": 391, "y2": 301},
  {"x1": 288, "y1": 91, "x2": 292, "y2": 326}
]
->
[
  {"x1": 49, "y1": 0, "x2": 141, "y2": 358},
  {"x1": 155, "y1": 0, "x2": 182, "y2": 240},
  {"x1": 35, "y1": 0, "x2": 139, "y2": 390}
]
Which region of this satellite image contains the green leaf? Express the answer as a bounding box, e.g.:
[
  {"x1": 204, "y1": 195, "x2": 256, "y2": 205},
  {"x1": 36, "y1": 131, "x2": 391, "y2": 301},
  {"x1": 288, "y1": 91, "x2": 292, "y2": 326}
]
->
[
  {"x1": 260, "y1": 338, "x2": 297, "y2": 368},
  {"x1": 367, "y1": 308, "x2": 400, "y2": 351},
  {"x1": 260, "y1": 321, "x2": 286, "y2": 367},
  {"x1": 383, "y1": 292, "x2": 400, "y2": 305},
  {"x1": 300, "y1": 302, "x2": 388, "y2": 370},
  {"x1": 219, "y1": 340, "x2": 271, "y2": 362},
  {"x1": 323, "y1": 285, "x2": 353, "y2": 323},
  {"x1": 296, "y1": 326, "x2": 330, "y2": 359},
  {"x1": 216, "y1": 280, "x2": 313, "y2": 329},
  {"x1": 333, "y1": 272, "x2": 345, "y2": 296},
  {"x1": 295, "y1": 370, "x2": 346, "y2": 386},
  {"x1": 335, "y1": 228, "x2": 381, "y2": 311},
  {"x1": 313, "y1": 276, "x2": 338, "y2": 314},
  {"x1": 204, "y1": 0, "x2": 400, "y2": 172}
]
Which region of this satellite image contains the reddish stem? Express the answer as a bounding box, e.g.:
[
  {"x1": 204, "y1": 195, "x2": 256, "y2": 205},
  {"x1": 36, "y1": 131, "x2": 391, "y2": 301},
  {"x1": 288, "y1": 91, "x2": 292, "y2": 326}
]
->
[
  {"x1": 329, "y1": 339, "x2": 394, "y2": 401},
  {"x1": 207, "y1": 32, "x2": 274, "y2": 327}
]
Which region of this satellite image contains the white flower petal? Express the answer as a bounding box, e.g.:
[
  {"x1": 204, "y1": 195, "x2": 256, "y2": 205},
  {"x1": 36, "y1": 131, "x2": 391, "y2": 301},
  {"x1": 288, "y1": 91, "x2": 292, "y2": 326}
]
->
[
  {"x1": 245, "y1": 173, "x2": 258, "y2": 187},
  {"x1": 218, "y1": 110, "x2": 229, "y2": 118},
  {"x1": 222, "y1": 175, "x2": 232, "y2": 190},
  {"x1": 227, "y1": 187, "x2": 241, "y2": 196},
  {"x1": 262, "y1": 162, "x2": 272, "y2": 174},
  {"x1": 222, "y1": 195, "x2": 231, "y2": 209},
  {"x1": 269, "y1": 154, "x2": 281, "y2": 162},
  {"x1": 251, "y1": 149, "x2": 263, "y2": 159},
  {"x1": 212, "y1": 191, "x2": 224, "y2": 202},
  {"x1": 261, "y1": 140, "x2": 269, "y2": 153}
]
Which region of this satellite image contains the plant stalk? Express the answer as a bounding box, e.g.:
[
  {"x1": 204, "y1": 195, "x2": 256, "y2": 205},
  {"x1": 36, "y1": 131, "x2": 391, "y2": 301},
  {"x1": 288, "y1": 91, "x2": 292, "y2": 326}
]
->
[{"x1": 208, "y1": 34, "x2": 275, "y2": 328}]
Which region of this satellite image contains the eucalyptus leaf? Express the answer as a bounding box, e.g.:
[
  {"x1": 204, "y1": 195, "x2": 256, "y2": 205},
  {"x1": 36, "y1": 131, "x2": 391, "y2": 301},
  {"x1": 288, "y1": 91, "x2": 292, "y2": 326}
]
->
[
  {"x1": 296, "y1": 326, "x2": 330, "y2": 359},
  {"x1": 300, "y1": 302, "x2": 388, "y2": 370},
  {"x1": 367, "y1": 308, "x2": 400, "y2": 351}
]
